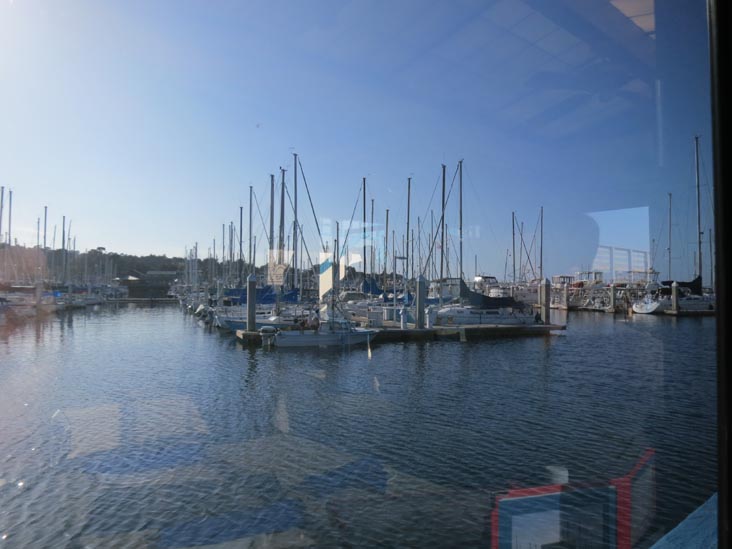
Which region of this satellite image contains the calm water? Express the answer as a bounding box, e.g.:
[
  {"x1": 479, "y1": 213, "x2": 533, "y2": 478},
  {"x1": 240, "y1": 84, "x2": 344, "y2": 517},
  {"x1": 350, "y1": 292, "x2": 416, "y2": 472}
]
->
[{"x1": 0, "y1": 305, "x2": 717, "y2": 548}]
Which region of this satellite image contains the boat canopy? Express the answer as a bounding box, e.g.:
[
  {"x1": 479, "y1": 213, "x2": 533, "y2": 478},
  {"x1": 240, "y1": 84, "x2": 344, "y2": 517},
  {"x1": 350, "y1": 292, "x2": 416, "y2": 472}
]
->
[
  {"x1": 458, "y1": 278, "x2": 522, "y2": 309},
  {"x1": 223, "y1": 285, "x2": 299, "y2": 305},
  {"x1": 659, "y1": 275, "x2": 702, "y2": 296},
  {"x1": 361, "y1": 276, "x2": 383, "y2": 296}
]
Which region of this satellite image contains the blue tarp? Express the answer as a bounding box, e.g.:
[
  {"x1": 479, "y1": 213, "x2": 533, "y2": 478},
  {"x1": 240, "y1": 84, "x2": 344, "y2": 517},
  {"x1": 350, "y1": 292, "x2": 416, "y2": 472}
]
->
[
  {"x1": 223, "y1": 286, "x2": 299, "y2": 305},
  {"x1": 361, "y1": 277, "x2": 383, "y2": 296}
]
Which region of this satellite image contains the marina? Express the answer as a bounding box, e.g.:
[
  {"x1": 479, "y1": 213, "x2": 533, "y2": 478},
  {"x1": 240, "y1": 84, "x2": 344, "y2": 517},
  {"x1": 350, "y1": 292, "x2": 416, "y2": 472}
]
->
[{"x1": 1, "y1": 0, "x2": 724, "y2": 546}]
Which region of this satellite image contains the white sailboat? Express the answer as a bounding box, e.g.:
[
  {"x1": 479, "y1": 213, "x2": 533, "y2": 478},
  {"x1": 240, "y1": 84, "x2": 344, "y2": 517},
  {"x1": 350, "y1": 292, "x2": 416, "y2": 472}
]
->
[
  {"x1": 633, "y1": 136, "x2": 716, "y2": 315},
  {"x1": 260, "y1": 249, "x2": 376, "y2": 348}
]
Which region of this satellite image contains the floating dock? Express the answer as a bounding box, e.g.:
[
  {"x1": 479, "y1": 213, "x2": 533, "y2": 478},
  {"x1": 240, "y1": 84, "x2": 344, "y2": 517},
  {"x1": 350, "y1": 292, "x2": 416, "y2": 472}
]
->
[
  {"x1": 236, "y1": 323, "x2": 565, "y2": 346},
  {"x1": 107, "y1": 298, "x2": 179, "y2": 304}
]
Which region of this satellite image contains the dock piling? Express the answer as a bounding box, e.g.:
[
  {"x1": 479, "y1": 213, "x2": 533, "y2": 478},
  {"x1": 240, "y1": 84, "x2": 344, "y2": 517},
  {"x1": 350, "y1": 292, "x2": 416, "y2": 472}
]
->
[
  {"x1": 247, "y1": 274, "x2": 256, "y2": 331},
  {"x1": 416, "y1": 275, "x2": 426, "y2": 329},
  {"x1": 540, "y1": 278, "x2": 551, "y2": 324}
]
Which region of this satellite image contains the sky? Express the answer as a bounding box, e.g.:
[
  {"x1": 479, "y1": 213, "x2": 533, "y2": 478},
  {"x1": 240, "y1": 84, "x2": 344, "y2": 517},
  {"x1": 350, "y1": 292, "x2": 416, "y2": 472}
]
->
[{"x1": 0, "y1": 0, "x2": 715, "y2": 282}]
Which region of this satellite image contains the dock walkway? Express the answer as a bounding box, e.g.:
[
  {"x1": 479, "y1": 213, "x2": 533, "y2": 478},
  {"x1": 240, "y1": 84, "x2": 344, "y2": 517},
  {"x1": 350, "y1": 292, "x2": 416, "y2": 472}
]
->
[{"x1": 236, "y1": 323, "x2": 565, "y2": 346}]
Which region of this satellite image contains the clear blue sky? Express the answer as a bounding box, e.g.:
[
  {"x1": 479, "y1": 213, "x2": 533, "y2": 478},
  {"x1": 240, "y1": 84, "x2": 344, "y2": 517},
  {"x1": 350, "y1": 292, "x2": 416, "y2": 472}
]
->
[{"x1": 0, "y1": 0, "x2": 714, "y2": 281}]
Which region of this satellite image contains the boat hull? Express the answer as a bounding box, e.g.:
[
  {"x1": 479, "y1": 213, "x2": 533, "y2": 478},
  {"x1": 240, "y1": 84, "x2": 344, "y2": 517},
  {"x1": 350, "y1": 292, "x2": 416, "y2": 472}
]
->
[{"x1": 272, "y1": 329, "x2": 375, "y2": 348}]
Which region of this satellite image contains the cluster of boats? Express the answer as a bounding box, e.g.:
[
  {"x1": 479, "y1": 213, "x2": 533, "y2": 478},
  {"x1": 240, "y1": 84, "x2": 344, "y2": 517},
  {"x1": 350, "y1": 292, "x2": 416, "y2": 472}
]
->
[
  {"x1": 0, "y1": 285, "x2": 116, "y2": 328},
  {"x1": 630, "y1": 275, "x2": 715, "y2": 315},
  {"x1": 175, "y1": 273, "x2": 545, "y2": 350}
]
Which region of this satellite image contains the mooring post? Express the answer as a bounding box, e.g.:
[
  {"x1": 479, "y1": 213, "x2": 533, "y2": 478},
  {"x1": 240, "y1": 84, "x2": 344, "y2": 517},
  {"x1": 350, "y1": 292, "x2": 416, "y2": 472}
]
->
[
  {"x1": 609, "y1": 283, "x2": 616, "y2": 312},
  {"x1": 671, "y1": 281, "x2": 679, "y2": 313},
  {"x1": 416, "y1": 275, "x2": 426, "y2": 329},
  {"x1": 247, "y1": 274, "x2": 257, "y2": 331},
  {"x1": 541, "y1": 278, "x2": 551, "y2": 324}
]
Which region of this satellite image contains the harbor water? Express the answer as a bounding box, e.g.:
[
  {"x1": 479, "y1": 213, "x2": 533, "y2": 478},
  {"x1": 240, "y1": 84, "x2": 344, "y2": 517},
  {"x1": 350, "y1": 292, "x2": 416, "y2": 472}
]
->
[{"x1": 0, "y1": 305, "x2": 717, "y2": 547}]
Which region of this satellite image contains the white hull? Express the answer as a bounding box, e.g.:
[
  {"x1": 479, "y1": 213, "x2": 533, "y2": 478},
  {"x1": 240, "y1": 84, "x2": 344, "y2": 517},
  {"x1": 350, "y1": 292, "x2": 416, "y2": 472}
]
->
[
  {"x1": 270, "y1": 327, "x2": 376, "y2": 348},
  {"x1": 430, "y1": 305, "x2": 538, "y2": 326},
  {"x1": 632, "y1": 295, "x2": 715, "y2": 314}
]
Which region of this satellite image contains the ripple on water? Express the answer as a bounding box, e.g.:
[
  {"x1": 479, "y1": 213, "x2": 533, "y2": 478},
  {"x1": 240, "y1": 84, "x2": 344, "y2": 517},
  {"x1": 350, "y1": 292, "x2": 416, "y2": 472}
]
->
[{"x1": 0, "y1": 306, "x2": 718, "y2": 547}]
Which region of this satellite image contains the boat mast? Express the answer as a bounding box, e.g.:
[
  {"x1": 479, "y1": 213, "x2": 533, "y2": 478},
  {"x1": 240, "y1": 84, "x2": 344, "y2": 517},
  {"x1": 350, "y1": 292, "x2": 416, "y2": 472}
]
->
[
  {"x1": 363, "y1": 177, "x2": 367, "y2": 284},
  {"x1": 248, "y1": 186, "x2": 253, "y2": 278},
  {"x1": 370, "y1": 198, "x2": 374, "y2": 281},
  {"x1": 417, "y1": 216, "x2": 422, "y2": 277},
  {"x1": 383, "y1": 209, "x2": 389, "y2": 291},
  {"x1": 694, "y1": 135, "x2": 702, "y2": 283},
  {"x1": 709, "y1": 227, "x2": 713, "y2": 291},
  {"x1": 62, "y1": 215, "x2": 66, "y2": 285},
  {"x1": 7, "y1": 189, "x2": 11, "y2": 246},
  {"x1": 279, "y1": 167, "x2": 286, "y2": 265},
  {"x1": 7, "y1": 189, "x2": 12, "y2": 246},
  {"x1": 0, "y1": 186, "x2": 4, "y2": 246},
  {"x1": 293, "y1": 153, "x2": 298, "y2": 293},
  {"x1": 539, "y1": 206, "x2": 543, "y2": 281},
  {"x1": 406, "y1": 177, "x2": 411, "y2": 285},
  {"x1": 667, "y1": 192, "x2": 672, "y2": 280},
  {"x1": 333, "y1": 221, "x2": 339, "y2": 324},
  {"x1": 459, "y1": 159, "x2": 463, "y2": 281},
  {"x1": 440, "y1": 164, "x2": 446, "y2": 306},
  {"x1": 239, "y1": 206, "x2": 243, "y2": 287},
  {"x1": 512, "y1": 212, "x2": 516, "y2": 284}
]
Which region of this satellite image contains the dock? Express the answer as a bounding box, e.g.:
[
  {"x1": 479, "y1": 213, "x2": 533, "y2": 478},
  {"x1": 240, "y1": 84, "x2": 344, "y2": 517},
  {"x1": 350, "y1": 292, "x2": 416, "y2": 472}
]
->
[
  {"x1": 236, "y1": 323, "x2": 565, "y2": 346},
  {"x1": 107, "y1": 298, "x2": 179, "y2": 304}
]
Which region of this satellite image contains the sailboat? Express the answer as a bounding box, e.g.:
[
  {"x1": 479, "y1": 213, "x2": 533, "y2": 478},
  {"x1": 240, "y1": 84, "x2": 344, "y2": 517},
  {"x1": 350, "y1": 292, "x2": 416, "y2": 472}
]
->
[
  {"x1": 425, "y1": 162, "x2": 543, "y2": 327},
  {"x1": 260, "y1": 245, "x2": 376, "y2": 348},
  {"x1": 632, "y1": 136, "x2": 716, "y2": 314}
]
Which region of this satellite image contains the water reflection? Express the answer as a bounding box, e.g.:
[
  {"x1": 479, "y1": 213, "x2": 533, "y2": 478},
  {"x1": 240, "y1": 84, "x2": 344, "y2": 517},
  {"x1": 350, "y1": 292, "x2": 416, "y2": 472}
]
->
[{"x1": 0, "y1": 305, "x2": 718, "y2": 548}]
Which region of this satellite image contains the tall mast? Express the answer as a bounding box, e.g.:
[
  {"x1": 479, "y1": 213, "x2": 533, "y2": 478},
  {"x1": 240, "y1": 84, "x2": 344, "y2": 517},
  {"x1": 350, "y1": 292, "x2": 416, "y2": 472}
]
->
[
  {"x1": 406, "y1": 177, "x2": 411, "y2": 284},
  {"x1": 278, "y1": 168, "x2": 286, "y2": 265},
  {"x1": 417, "y1": 216, "x2": 422, "y2": 276},
  {"x1": 458, "y1": 160, "x2": 465, "y2": 279},
  {"x1": 519, "y1": 222, "x2": 524, "y2": 282},
  {"x1": 430, "y1": 211, "x2": 434, "y2": 280},
  {"x1": 709, "y1": 227, "x2": 713, "y2": 291},
  {"x1": 512, "y1": 212, "x2": 516, "y2": 283},
  {"x1": 43, "y1": 206, "x2": 47, "y2": 249},
  {"x1": 268, "y1": 174, "x2": 275, "y2": 277},
  {"x1": 7, "y1": 189, "x2": 12, "y2": 245},
  {"x1": 458, "y1": 159, "x2": 463, "y2": 281},
  {"x1": 668, "y1": 192, "x2": 672, "y2": 280},
  {"x1": 293, "y1": 153, "x2": 298, "y2": 290},
  {"x1": 539, "y1": 206, "x2": 543, "y2": 280},
  {"x1": 384, "y1": 209, "x2": 389, "y2": 290},
  {"x1": 247, "y1": 186, "x2": 252, "y2": 278},
  {"x1": 694, "y1": 135, "x2": 702, "y2": 283},
  {"x1": 0, "y1": 186, "x2": 4, "y2": 245},
  {"x1": 239, "y1": 206, "x2": 243, "y2": 286},
  {"x1": 363, "y1": 177, "x2": 367, "y2": 281},
  {"x1": 370, "y1": 198, "x2": 374, "y2": 280},
  {"x1": 62, "y1": 215, "x2": 66, "y2": 284},
  {"x1": 440, "y1": 164, "x2": 446, "y2": 305}
]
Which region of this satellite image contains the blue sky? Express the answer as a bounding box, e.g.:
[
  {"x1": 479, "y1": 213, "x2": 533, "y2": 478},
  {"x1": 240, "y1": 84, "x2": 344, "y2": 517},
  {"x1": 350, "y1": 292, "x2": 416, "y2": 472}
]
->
[{"x1": 0, "y1": 0, "x2": 714, "y2": 281}]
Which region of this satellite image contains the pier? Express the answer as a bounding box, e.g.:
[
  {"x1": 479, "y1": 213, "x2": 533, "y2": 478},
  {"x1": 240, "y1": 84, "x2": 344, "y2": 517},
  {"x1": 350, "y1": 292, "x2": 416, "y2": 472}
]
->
[{"x1": 235, "y1": 323, "x2": 565, "y2": 346}]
